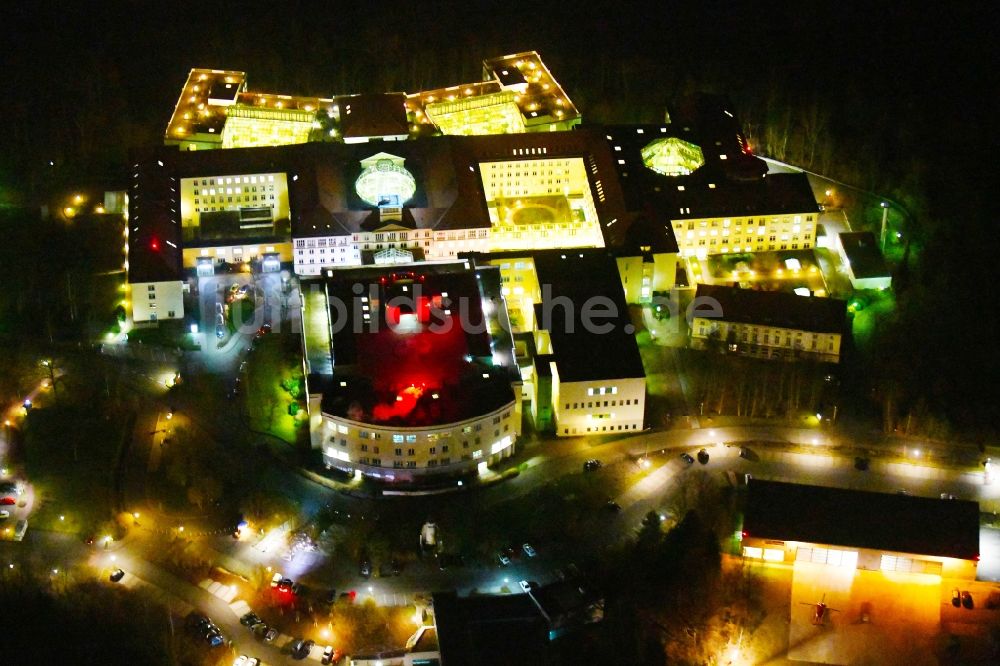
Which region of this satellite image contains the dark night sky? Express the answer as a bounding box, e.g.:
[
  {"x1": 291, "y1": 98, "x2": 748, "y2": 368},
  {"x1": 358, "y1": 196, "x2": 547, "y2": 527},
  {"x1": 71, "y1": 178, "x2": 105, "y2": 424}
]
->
[{"x1": 1, "y1": 1, "x2": 990, "y2": 186}]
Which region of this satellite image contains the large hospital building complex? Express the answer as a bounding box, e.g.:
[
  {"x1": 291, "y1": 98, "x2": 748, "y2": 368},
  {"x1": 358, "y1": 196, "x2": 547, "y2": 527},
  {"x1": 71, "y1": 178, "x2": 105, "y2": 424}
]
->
[{"x1": 127, "y1": 52, "x2": 844, "y2": 481}]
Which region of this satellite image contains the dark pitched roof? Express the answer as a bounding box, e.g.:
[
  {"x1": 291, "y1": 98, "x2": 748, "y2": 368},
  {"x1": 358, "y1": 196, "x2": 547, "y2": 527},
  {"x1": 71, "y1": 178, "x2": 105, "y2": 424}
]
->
[
  {"x1": 694, "y1": 283, "x2": 846, "y2": 334},
  {"x1": 838, "y1": 231, "x2": 890, "y2": 279},
  {"x1": 142, "y1": 129, "x2": 627, "y2": 244},
  {"x1": 602, "y1": 124, "x2": 811, "y2": 220},
  {"x1": 127, "y1": 155, "x2": 183, "y2": 282},
  {"x1": 529, "y1": 580, "x2": 602, "y2": 624},
  {"x1": 433, "y1": 592, "x2": 549, "y2": 666},
  {"x1": 744, "y1": 479, "x2": 980, "y2": 560},
  {"x1": 667, "y1": 172, "x2": 818, "y2": 220}
]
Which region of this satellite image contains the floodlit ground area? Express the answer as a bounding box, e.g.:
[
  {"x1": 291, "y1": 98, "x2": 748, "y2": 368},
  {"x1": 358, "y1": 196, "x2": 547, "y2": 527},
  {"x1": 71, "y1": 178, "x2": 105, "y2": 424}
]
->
[
  {"x1": 745, "y1": 559, "x2": 1000, "y2": 665},
  {"x1": 789, "y1": 562, "x2": 939, "y2": 665},
  {"x1": 691, "y1": 250, "x2": 829, "y2": 296}
]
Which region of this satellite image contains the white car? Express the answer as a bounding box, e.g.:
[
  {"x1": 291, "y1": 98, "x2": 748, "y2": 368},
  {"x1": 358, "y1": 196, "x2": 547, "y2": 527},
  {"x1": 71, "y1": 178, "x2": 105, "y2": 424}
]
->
[
  {"x1": 522, "y1": 543, "x2": 536, "y2": 558},
  {"x1": 233, "y1": 657, "x2": 248, "y2": 666},
  {"x1": 0, "y1": 510, "x2": 10, "y2": 520},
  {"x1": 518, "y1": 580, "x2": 533, "y2": 593}
]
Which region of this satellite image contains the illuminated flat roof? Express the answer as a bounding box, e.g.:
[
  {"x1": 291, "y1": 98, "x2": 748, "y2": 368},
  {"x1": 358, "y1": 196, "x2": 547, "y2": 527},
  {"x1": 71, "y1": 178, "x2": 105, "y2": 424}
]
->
[
  {"x1": 407, "y1": 51, "x2": 580, "y2": 131},
  {"x1": 167, "y1": 52, "x2": 578, "y2": 145},
  {"x1": 165, "y1": 68, "x2": 246, "y2": 141}
]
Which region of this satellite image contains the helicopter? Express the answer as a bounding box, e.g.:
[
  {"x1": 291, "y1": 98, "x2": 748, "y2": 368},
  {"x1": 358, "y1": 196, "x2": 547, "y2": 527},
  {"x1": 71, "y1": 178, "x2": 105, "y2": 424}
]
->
[{"x1": 801, "y1": 593, "x2": 841, "y2": 625}]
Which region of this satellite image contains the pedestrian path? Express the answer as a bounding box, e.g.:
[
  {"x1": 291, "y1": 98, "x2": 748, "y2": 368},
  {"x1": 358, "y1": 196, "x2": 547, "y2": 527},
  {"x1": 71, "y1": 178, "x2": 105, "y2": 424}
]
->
[
  {"x1": 375, "y1": 592, "x2": 414, "y2": 607},
  {"x1": 199, "y1": 577, "x2": 240, "y2": 603}
]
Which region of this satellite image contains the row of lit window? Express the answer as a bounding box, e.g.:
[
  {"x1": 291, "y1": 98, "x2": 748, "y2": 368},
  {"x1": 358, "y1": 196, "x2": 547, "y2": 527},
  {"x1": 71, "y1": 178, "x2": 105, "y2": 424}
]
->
[
  {"x1": 678, "y1": 216, "x2": 814, "y2": 230},
  {"x1": 194, "y1": 175, "x2": 276, "y2": 186},
  {"x1": 563, "y1": 423, "x2": 640, "y2": 434},
  {"x1": 334, "y1": 412, "x2": 512, "y2": 441},
  {"x1": 564, "y1": 399, "x2": 638, "y2": 410},
  {"x1": 194, "y1": 195, "x2": 274, "y2": 206},
  {"x1": 194, "y1": 185, "x2": 274, "y2": 196}
]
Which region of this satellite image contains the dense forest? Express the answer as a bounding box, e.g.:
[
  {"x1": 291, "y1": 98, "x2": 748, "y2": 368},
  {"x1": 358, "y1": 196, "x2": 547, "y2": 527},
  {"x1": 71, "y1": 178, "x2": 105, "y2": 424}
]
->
[{"x1": 0, "y1": 1, "x2": 994, "y2": 436}]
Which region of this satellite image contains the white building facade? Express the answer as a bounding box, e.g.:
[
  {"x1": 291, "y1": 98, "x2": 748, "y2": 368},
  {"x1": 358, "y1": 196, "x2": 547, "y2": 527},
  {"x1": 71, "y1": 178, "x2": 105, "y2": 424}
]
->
[{"x1": 311, "y1": 396, "x2": 521, "y2": 483}]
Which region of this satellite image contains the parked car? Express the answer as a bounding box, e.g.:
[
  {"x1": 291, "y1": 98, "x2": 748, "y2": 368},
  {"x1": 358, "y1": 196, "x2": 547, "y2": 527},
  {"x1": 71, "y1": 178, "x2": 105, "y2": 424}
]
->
[
  {"x1": 962, "y1": 591, "x2": 974, "y2": 609},
  {"x1": 269, "y1": 572, "x2": 282, "y2": 588},
  {"x1": 0, "y1": 510, "x2": 9, "y2": 520},
  {"x1": 522, "y1": 543, "x2": 536, "y2": 558},
  {"x1": 276, "y1": 578, "x2": 294, "y2": 593},
  {"x1": 109, "y1": 568, "x2": 125, "y2": 583},
  {"x1": 359, "y1": 559, "x2": 371, "y2": 578},
  {"x1": 519, "y1": 580, "x2": 533, "y2": 593},
  {"x1": 240, "y1": 612, "x2": 261, "y2": 627},
  {"x1": 583, "y1": 459, "x2": 602, "y2": 471},
  {"x1": 204, "y1": 627, "x2": 224, "y2": 647},
  {"x1": 291, "y1": 639, "x2": 314, "y2": 660},
  {"x1": 215, "y1": 324, "x2": 226, "y2": 339},
  {"x1": 679, "y1": 452, "x2": 695, "y2": 465},
  {"x1": 263, "y1": 627, "x2": 278, "y2": 643},
  {"x1": 498, "y1": 551, "x2": 511, "y2": 566},
  {"x1": 321, "y1": 645, "x2": 343, "y2": 664},
  {"x1": 697, "y1": 449, "x2": 710, "y2": 465},
  {"x1": 0, "y1": 497, "x2": 15, "y2": 506},
  {"x1": 952, "y1": 588, "x2": 962, "y2": 607},
  {"x1": 604, "y1": 499, "x2": 622, "y2": 512}
]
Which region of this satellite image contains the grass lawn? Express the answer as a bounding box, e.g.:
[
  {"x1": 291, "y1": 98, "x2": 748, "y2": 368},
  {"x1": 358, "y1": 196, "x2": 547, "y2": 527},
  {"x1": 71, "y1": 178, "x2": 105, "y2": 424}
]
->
[
  {"x1": 23, "y1": 405, "x2": 129, "y2": 534},
  {"x1": 850, "y1": 288, "x2": 896, "y2": 352},
  {"x1": 127, "y1": 320, "x2": 194, "y2": 349},
  {"x1": 246, "y1": 333, "x2": 305, "y2": 444}
]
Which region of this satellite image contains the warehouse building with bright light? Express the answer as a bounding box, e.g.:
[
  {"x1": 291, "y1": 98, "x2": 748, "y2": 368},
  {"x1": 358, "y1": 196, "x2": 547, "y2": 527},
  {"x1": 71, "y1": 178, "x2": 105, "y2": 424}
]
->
[{"x1": 741, "y1": 480, "x2": 980, "y2": 580}]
